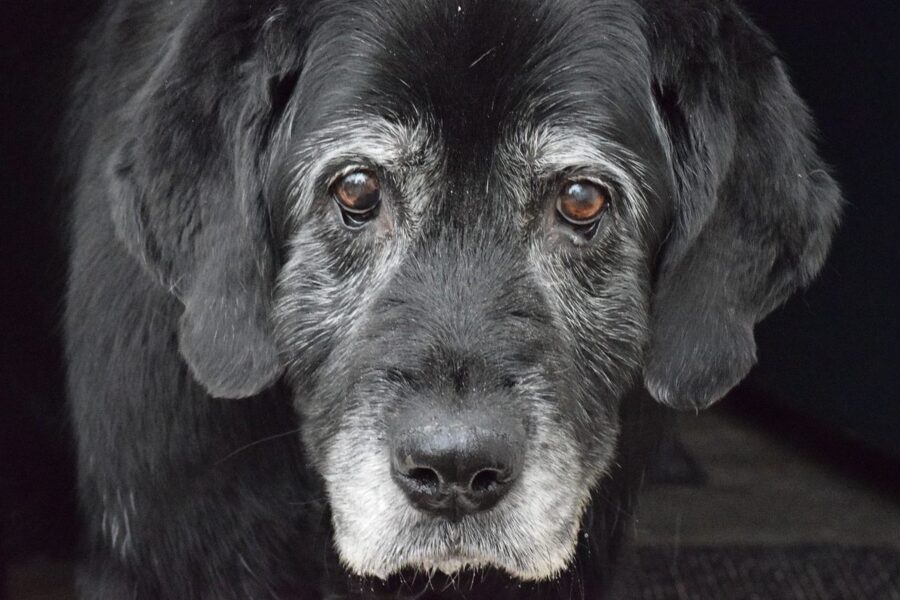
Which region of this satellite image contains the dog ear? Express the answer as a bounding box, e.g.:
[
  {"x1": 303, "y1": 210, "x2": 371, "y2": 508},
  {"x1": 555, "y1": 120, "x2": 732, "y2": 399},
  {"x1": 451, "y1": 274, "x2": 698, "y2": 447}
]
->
[
  {"x1": 643, "y1": 5, "x2": 842, "y2": 410},
  {"x1": 106, "y1": 10, "x2": 300, "y2": 398}
]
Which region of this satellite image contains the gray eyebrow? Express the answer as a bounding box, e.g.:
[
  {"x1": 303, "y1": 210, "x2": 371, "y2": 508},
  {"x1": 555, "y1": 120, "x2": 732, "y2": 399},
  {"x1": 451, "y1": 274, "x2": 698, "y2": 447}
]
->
[
  {"x1": 286, "y1": 116, "x2": 437, "y2": 221},
  {"x1": 497, "y1": 122, "x2": 653, "y2": 225}
]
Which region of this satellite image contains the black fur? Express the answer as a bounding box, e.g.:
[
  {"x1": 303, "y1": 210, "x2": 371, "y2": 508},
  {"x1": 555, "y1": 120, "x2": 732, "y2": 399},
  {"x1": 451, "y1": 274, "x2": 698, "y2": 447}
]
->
[{"x1": 64, "y1": 1, "x2": 841, "y2": 598}]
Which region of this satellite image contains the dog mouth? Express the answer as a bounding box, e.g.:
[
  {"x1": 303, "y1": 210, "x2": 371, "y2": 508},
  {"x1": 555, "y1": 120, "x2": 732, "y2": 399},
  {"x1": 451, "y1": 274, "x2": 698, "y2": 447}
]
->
[
  {"x1": 381, "y1": 548, "x2": 519, "y2": 580},
  {"x1": 347, "y1": 558, "x2": 560, "y2": 600}
]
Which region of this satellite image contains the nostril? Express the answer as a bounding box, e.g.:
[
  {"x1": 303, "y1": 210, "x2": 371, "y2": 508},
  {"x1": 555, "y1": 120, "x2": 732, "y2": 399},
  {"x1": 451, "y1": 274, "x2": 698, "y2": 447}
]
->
[
  {"x1": 469, "y1": 467, "x2": 505, "y2": 493},
  {"x1": 405, "y1": 466, "x2": 441, "y2": 491},
  {"x1": 501, "y1": 375, "x2": 518, "y2": 389}
]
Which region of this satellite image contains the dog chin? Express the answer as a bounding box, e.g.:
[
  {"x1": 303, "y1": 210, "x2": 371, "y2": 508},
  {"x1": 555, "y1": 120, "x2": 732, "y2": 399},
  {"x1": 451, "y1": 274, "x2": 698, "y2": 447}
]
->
[
  {"x1": 404, "y1": 550, "x2": 575, "y2": 582},
  {"x1": 347, "y1": 547, "x2": 576, "y2": 583},
  {"x1": 333, "y1": 516, "x2": 584, "y2": 583}
]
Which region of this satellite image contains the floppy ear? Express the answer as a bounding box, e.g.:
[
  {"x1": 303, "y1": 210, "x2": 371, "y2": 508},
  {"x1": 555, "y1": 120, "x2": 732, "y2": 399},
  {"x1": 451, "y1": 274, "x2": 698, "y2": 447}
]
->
[
  {"x1": 106, "y1": 8, "x2": 301, "y2": 398},
  {"x1": 643, "y1": 4, "x2": 842, "y2": 410}
]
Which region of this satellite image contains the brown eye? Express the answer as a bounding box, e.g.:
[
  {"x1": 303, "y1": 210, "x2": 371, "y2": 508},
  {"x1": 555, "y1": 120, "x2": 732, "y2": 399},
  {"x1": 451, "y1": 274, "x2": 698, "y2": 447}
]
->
[
  {"x1": 556, "y1": 180, "x2": 609, "y2": 226},
  {"x1": 332, "y1": 170, "x2": 381, "y2": 226}
]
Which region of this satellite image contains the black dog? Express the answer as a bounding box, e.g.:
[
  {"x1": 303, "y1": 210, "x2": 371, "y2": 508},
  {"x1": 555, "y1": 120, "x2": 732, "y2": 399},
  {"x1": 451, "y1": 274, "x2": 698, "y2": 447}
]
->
[{"x1": 64, "y1": 0, "x2": 841, "y2": 597}]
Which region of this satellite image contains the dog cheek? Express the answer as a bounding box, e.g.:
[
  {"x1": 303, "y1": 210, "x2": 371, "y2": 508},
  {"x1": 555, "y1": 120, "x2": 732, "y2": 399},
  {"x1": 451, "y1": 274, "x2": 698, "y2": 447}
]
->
[
  {"x1": 273, "y1": 227, "x2": 408, "y2": 453},
  {"x1": 535, "y1": 243, "x2": 649, "y2": 381},
  {"x1": 527, "y1": 239, "x2": 650, "y2": 469},
  {"x1": 272, "y1": 244, "x2": 342, "y2": 386},
  {"x1": 273, "y1": 226, "x2": 373, "y2": 380}
]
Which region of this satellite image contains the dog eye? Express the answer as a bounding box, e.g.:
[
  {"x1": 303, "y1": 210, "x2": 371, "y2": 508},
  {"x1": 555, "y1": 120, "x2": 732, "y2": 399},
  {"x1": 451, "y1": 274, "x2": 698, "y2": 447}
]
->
[
  {"x1": 332, "y1": 170, "x2": 381, "y2": 227},
  {"x1": 556, "y1": 180, "x2": 608, "y2": 227}
]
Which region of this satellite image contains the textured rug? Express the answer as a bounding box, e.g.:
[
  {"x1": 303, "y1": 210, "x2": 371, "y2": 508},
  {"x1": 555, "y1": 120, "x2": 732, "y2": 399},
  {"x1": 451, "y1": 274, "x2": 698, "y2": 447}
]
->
[{"x1": 620, "y1": 545, "x2": 900, "y2": 600}]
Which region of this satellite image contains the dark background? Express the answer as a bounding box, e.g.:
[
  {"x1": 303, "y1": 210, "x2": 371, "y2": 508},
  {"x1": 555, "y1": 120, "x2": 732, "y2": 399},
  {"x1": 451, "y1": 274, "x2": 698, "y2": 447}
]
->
[
  {"x1": 1, "y1": 0, "x2": 898, "y2": 586},
  {"x1": 742, "y1": 2, "x2": 900, "y2": 460}
]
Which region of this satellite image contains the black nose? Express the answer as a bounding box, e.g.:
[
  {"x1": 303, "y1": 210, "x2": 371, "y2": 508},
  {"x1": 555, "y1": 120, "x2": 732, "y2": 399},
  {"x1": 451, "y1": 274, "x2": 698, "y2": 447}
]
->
[{"x1": 391, "y1": 420, "x2": 524, "y2": 520}]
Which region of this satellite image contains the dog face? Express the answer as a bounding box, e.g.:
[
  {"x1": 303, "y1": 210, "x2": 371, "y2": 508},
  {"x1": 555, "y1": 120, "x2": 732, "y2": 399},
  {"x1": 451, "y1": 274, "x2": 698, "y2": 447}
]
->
[
  {"x1": 104, "y1": 0, "x2": 841, "y2": 585},
  {"x1": 269, "y1": 2, "x2": 668, "y2": 579}
]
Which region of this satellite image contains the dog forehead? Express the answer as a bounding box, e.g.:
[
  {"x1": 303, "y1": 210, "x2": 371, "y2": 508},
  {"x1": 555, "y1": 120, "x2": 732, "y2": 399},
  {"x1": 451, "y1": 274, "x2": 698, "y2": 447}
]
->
[{"x1": 302, "y1": 0, "x2": 652, "y2": 148}]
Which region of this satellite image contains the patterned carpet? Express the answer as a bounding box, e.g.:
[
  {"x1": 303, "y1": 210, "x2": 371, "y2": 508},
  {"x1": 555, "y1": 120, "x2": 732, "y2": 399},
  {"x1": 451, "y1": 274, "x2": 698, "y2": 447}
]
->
[{"x1": 621, "y1": 545, "x2": 900, "y2": 600}]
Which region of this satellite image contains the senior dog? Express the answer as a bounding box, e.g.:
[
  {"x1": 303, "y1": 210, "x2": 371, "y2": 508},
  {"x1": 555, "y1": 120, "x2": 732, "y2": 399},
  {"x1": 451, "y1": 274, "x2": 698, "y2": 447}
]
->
[{"x1": 64, "y1": 0, "x2": 841, "y2": 597}]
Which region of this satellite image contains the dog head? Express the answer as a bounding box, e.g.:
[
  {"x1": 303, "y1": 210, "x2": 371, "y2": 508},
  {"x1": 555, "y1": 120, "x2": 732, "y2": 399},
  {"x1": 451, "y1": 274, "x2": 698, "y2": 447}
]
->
[{"x1": 106, "y1": 0, "x2": 840, "y2": 582}]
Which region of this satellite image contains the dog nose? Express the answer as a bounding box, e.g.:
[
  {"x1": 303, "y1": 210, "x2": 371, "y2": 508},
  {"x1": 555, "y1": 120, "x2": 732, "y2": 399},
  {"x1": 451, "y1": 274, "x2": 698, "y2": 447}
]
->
[{"x1": 391, "y1": 423, "x2": 524, "y2": 519}]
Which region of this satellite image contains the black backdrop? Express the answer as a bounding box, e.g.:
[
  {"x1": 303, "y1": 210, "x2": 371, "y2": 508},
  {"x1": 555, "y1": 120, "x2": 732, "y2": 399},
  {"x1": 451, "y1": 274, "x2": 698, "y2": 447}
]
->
[
  {"x1": 742, "y1": 2, "x2": 900, "y2": 458},
  {"x1": 1, "y1": 0, "x2": 97, "y2": 562},
  {"x1": 1, "y1": 0, "x2": 898, "y2": 569}
]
